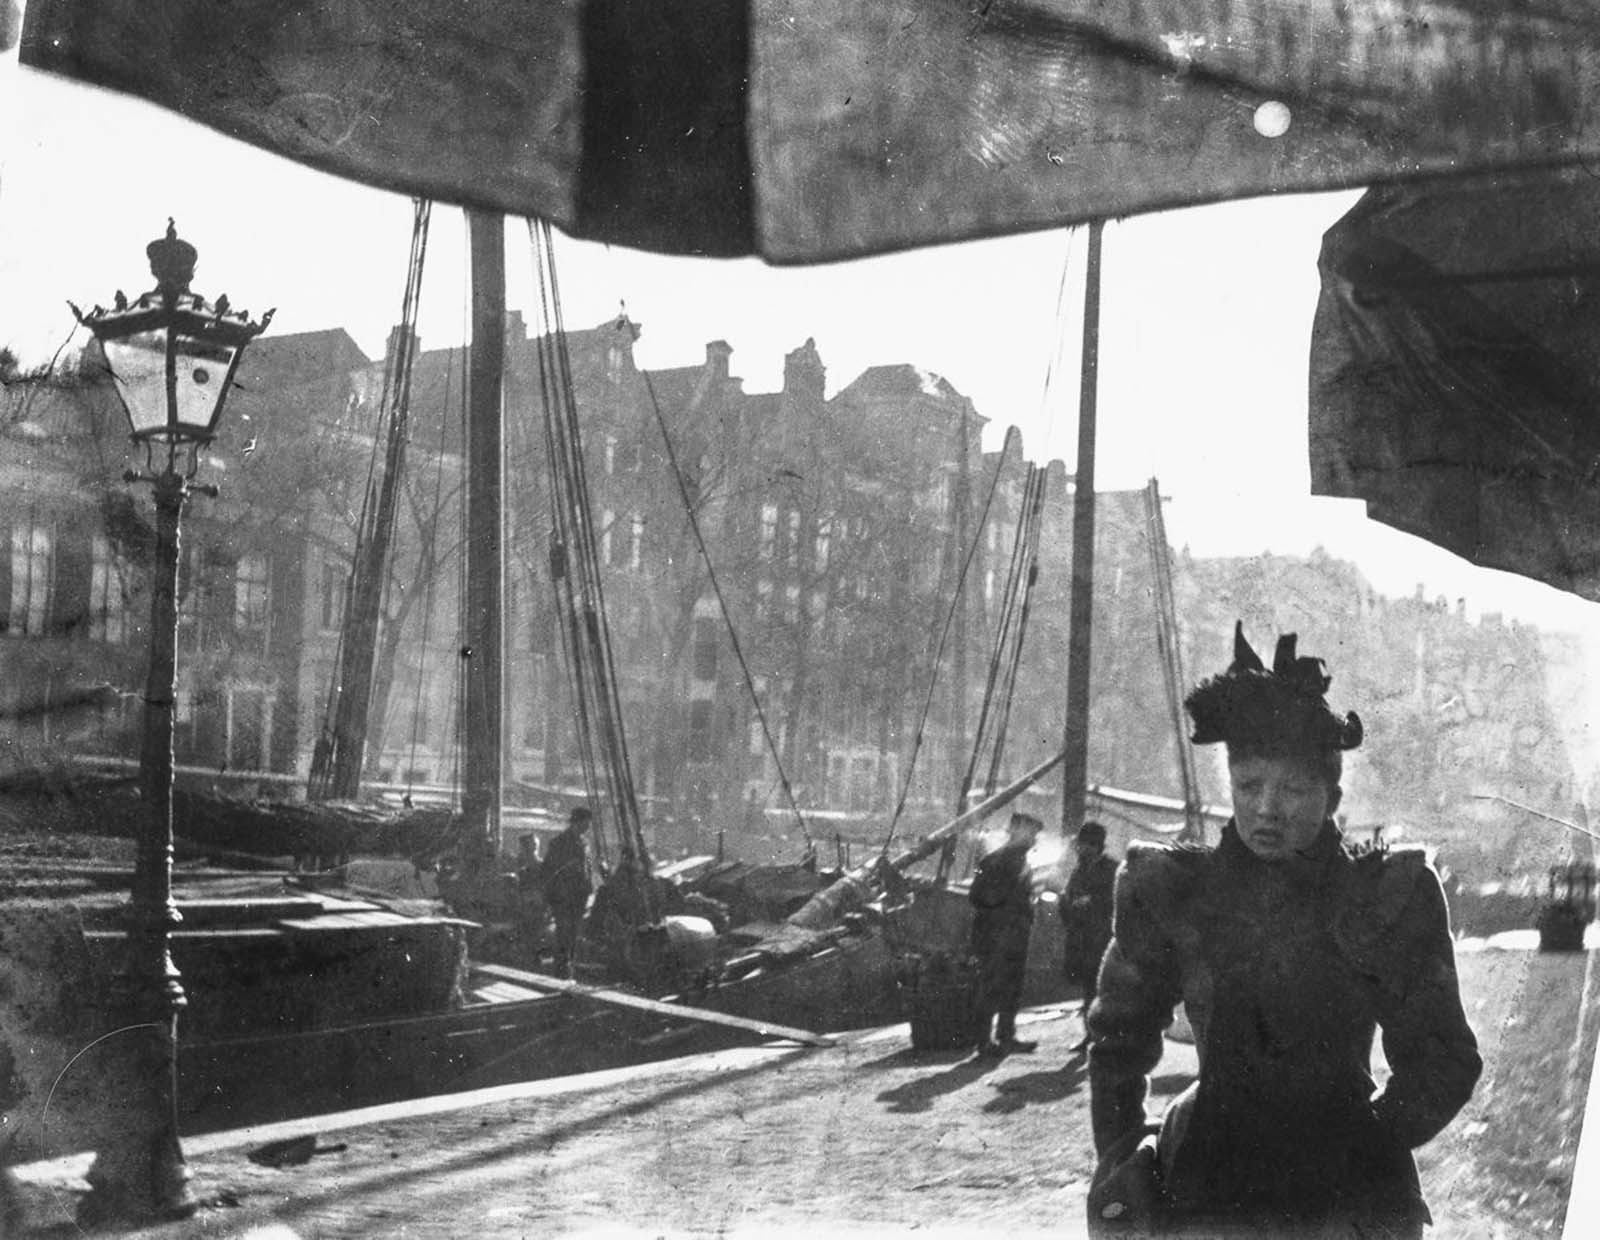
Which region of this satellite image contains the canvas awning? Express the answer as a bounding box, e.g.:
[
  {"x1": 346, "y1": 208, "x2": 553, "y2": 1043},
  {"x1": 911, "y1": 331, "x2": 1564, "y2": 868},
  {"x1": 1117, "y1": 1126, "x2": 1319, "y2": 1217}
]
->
[
  {"x1": 26, "y1": 2, "x2": 1600, "y2": 599},
  {"x1": 1309, "y1": 169, "x2": 1600, "y2": 603},
  {"x1": 20, "y1": 1, "x2": 1600, "y2": 262}
]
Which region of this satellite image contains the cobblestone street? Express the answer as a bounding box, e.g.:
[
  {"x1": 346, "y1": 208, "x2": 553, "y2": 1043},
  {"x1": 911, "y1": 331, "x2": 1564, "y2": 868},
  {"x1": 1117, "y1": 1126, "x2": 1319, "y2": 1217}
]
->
[{"x1": 11, "y1": 942, "x2": 1597, "y2": 1238}]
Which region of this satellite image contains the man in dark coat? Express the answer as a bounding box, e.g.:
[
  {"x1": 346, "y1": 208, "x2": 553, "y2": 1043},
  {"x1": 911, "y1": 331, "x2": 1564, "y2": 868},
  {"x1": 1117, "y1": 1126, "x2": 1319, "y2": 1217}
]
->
[
  {"x1": 1061, "y1": 819, "x2": 1118, "y2": 1053},
  {"x1": 1087, "y1": 624, "x2": 1481, "y2": 1238},
  {"x1": 542, "y1": 805, "x2": 593, "y2": 977},
  {"x1": 969, "y1": 811, "x2": 1044, "y2": 1056}
]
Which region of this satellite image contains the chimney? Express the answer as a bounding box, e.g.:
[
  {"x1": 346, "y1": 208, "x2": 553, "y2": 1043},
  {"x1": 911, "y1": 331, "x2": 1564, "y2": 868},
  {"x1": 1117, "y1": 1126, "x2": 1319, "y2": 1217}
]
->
[
  {"x1": 504, "y1": 309, "x2": 527, "y2": 345},
  {"x1": 385, "y1": 322, "x2": 420, "y2": 367},
  {"x1": 783, "y1": 337, "x2": 826, "y2": 402},
  {"x1": 706, "y1": 340, "x2": 733, "y2": 381}
]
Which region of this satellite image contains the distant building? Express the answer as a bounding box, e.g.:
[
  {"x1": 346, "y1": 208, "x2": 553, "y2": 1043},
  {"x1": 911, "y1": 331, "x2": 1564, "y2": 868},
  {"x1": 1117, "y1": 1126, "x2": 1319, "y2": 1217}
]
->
[{"x1": 3, "y1": 322, "x2": 1581, "y2": 879}]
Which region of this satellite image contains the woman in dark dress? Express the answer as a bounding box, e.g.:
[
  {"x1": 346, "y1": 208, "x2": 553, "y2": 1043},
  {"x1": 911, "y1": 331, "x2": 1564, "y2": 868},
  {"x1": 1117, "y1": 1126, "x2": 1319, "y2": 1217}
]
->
[{"x1": 1087, "y1": 623, "x2": 1481, "y2": 1238}]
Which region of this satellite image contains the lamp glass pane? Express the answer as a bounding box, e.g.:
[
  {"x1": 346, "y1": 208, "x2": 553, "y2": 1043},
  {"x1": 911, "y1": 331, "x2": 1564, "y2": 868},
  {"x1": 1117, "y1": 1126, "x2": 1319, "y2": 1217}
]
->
[
  {"x1": 101, "y1": 333, "x2": 171, "y2": 436},
  {"x1": 171, "y1": 333, "x2": 237, "y2": 436}
]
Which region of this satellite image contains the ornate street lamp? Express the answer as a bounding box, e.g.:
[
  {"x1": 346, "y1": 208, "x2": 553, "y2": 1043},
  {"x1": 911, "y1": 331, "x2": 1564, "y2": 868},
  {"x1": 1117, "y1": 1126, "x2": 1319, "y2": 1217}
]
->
[{"x1": 71, "y1": 222, "x2": 271, "y2": 1223}]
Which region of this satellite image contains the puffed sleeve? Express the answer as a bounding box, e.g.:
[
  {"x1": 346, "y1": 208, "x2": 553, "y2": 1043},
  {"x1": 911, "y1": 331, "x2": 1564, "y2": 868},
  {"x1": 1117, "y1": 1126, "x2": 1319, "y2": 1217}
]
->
[
  {"x1": 1371, "y1": 860, "x2": 1482, "y2": 1149},
  {"x1": 1087, "y1": 848, "x2": 1188, "y2": 1155}
]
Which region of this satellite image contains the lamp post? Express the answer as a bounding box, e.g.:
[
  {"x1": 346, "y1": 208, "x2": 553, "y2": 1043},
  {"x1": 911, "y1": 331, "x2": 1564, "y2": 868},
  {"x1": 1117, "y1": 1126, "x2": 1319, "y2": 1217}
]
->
[{"x1": 72, "y1": 222, "x2": 271, "y2": 1223}]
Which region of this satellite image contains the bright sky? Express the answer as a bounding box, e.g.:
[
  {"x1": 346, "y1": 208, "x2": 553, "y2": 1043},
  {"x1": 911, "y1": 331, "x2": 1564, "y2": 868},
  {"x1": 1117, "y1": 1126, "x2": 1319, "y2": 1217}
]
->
[{"x1": 3, "y1": 13, "x2": 1600, "y2": 660}]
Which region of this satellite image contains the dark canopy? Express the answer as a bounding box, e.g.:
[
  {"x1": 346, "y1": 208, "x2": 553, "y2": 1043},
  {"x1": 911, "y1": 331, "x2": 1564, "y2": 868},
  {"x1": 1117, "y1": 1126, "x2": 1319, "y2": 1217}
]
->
[
  {"x1": 21, "y1": 1, "x2": 1600, "y2": 262},
  {"x1": 1309, "y1": 170, "x2": 1600, "y2": 602},
  {"x1": 27, "y1": 1, "x2": 1600, "y2": 598}
]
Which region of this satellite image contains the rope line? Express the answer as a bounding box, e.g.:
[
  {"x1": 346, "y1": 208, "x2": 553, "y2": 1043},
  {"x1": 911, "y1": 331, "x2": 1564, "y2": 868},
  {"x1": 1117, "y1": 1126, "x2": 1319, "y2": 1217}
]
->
[
  {"x1": 637, "y1": 369, "x2": 814, "y2": 851},
  {"x1": 308, "y1": 198, "x2": 432, "y2": 801},
  {"x1": 876, "y1": 423, "x2": 1017, "y2": 860},
  {"x1": 526, "y1": 218, "x2": 653, "y2": 906}
]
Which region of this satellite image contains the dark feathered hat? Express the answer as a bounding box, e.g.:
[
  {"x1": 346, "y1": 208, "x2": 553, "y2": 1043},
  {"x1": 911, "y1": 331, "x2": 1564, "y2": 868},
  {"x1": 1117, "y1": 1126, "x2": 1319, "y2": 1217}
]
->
[{"x1": 1184, "y1": 622, "x2": 1363, "y2": 752}]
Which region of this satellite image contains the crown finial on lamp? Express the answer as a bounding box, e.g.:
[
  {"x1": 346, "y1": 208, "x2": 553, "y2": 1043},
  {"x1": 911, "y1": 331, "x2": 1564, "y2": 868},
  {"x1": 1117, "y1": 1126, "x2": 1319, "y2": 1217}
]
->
[{"x1": 147, "y1": 219, "x2": 198, "y2": 295}]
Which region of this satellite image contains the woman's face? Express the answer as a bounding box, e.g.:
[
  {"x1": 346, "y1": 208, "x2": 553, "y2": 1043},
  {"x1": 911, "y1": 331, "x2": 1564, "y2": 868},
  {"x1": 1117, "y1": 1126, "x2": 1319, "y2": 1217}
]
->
[{"x1": 1228, "y1": 752, "x2": 1341, "y2": 862}]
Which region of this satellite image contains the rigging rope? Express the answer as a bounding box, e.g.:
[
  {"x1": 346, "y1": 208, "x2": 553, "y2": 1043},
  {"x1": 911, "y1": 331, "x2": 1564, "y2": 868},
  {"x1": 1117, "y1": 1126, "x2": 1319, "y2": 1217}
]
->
[
  {"x1": 945, "y1": 231, "x2": 1075, "y2": 878},
  {"x1": 638, "y1": 369, "x2": 815, "y2": 853},
  {"x1": 403, "y1": 337, "x2": 460, "y2": 805},
  {"x1": 963, "y1": 459, "x2": 1049, "y2": 807},
  {"x1": 883, "y1": 229, "x2": 1074, "y2": 873},
  {"x1": 875, "y1": 423, "x2": 1017, "y2": 860},
  {"x1": 526, "y1": 217, "x2": 654, "y2": 912},
  {"x1": 308, "y1": 198, "x2": 432, "y2": 801}
]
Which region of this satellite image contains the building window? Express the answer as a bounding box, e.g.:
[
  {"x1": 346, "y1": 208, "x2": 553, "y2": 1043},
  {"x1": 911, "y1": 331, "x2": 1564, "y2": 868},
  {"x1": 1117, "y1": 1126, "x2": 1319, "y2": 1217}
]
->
[
  {"x1": 604, "y1": 434, "x2": 617, "y2": 476},
  {"x1": 630, "y1": 513, "x2": 643, "y2": 570},
  {"x1": 760, "y1": 503, "x2": 778, "y2": 560},
  {"x1": 89, "y1": 534, "x2": 128, "y2": 644},
  {"x1": 177, "y1": 545, "x2": 203, "y2": 645},
  {"x1": 688, "y1": 699, "x2": 714, "y2": 760},
  {"x1": 236, "y1": 553, "x2": 270, "y2": 635},
  {"x1": 784, "y1": 584, "x2": 799, "y2": 625},
  {"x1": 814, "y1": 519, "x2": 831, "y2": 575},
  {"x1": 7, "y1": 520, "x2": 53, "y2": 636},
  {"x1": 786, "y1": 510, "x2": 801, "y2": 568},
  {"x1": 756, "y1": 577, "x2": 772, "y2": 618},
  {"x1": 851, "y1": 756, "x2": 876, "y2": 811},
  {"x1": 984, "y1": 568, "x2": 995, "y2": 604},
  {"x1": 318, "y1": 559, "x2": 346, "y2": 631},
  {"x1": 601, "y1": 507, "x2": 615, "y2": 566},
  {"x1": 692, "y1": 616, "x2": 718, "y2": 680}
]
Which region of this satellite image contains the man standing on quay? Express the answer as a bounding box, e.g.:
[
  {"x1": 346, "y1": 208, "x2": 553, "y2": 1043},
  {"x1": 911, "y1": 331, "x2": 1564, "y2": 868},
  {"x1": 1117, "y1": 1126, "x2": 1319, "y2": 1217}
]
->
[
  {"x1": 542, "y1": 805, "x2": 593, "y2": 977},
  {"x1": 1061, "y1": 820, "x2": 1118, "y2": 1054},
  {"x1": 968, "y1": 811, "x2": 1044, "y2": 1056}
]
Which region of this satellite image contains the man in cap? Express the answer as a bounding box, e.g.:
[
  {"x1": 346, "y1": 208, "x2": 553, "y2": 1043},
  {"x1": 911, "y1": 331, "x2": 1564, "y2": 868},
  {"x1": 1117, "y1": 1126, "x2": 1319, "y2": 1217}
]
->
[
  {"x1": 968, "y1": 811, "x2": 1045, "y2": 1056},
  {"x1": 1087, "y1": 623, "x2": 1480, "y2": 1238},
  {"x1": 1060, "y1": 820, "x2": 1118, "y2": 1054},
  {"x1": 542, "y1": 805, "x2": 593, "y2": 977}
]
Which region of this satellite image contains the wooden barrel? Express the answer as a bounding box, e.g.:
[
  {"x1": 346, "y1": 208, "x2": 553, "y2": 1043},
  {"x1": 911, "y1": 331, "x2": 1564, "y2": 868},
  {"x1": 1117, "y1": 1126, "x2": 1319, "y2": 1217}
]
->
[{"x1": 901, "y1": 951, "x2": 983, "y2": 1051}]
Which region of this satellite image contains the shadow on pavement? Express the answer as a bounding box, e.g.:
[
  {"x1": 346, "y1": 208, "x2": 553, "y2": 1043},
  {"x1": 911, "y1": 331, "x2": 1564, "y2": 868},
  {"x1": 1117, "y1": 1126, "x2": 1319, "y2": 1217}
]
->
[
  {"x1": 181, "y1": 1045, "x2": 822, "y2": 1234},
  {"x1": 983, "y1": 1051, "x2": 1088, "y2": 1114},
  {"x1": 1150, "y1": 1071, "x2": 1196, "y2": 1098},
  {"x1": 875, "y1": 1055, "x2": 1003, "y2": 1113},
  {"x1": 858, "y1": 1044, "x2": 973, "y2": 1072}
]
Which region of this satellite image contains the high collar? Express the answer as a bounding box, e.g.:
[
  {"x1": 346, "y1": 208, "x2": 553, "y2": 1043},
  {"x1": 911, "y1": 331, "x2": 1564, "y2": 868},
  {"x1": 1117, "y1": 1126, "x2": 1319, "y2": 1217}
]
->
[{"x1": 1219, "y1": 818, "x2": 1344, "y2": 888}]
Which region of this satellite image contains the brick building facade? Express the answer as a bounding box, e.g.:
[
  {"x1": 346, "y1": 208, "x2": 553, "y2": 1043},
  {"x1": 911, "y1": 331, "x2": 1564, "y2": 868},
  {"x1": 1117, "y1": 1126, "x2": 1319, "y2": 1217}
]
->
[{"x1": 3, "y1": 325, "x2": 1585, "y2": 879}]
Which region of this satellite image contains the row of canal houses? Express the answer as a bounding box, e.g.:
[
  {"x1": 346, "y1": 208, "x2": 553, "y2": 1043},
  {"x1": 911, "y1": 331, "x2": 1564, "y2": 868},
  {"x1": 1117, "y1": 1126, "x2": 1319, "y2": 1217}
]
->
[{"x1": 0, "y1": 320, "x2": 1172, "y2": 831}]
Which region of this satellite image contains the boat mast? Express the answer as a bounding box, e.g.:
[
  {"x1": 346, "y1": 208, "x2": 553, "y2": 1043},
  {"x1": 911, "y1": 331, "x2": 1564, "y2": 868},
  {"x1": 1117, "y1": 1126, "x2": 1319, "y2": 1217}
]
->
[
  {"x1": 307, "y1": 203, "x2": 430, "y2": 802},
  {"x1": 1144, "y1": 477, "x2": 1204, "y2": 841},
  {"x1": 462, "y1": 208, "x2": 506, "y2": 864},
  {"x1": 1060, "y1": 220, "x2": 1103, "y2": 835},
  {"x1": 951, "y1": 401, "x2": 972, "y2": 806}
]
